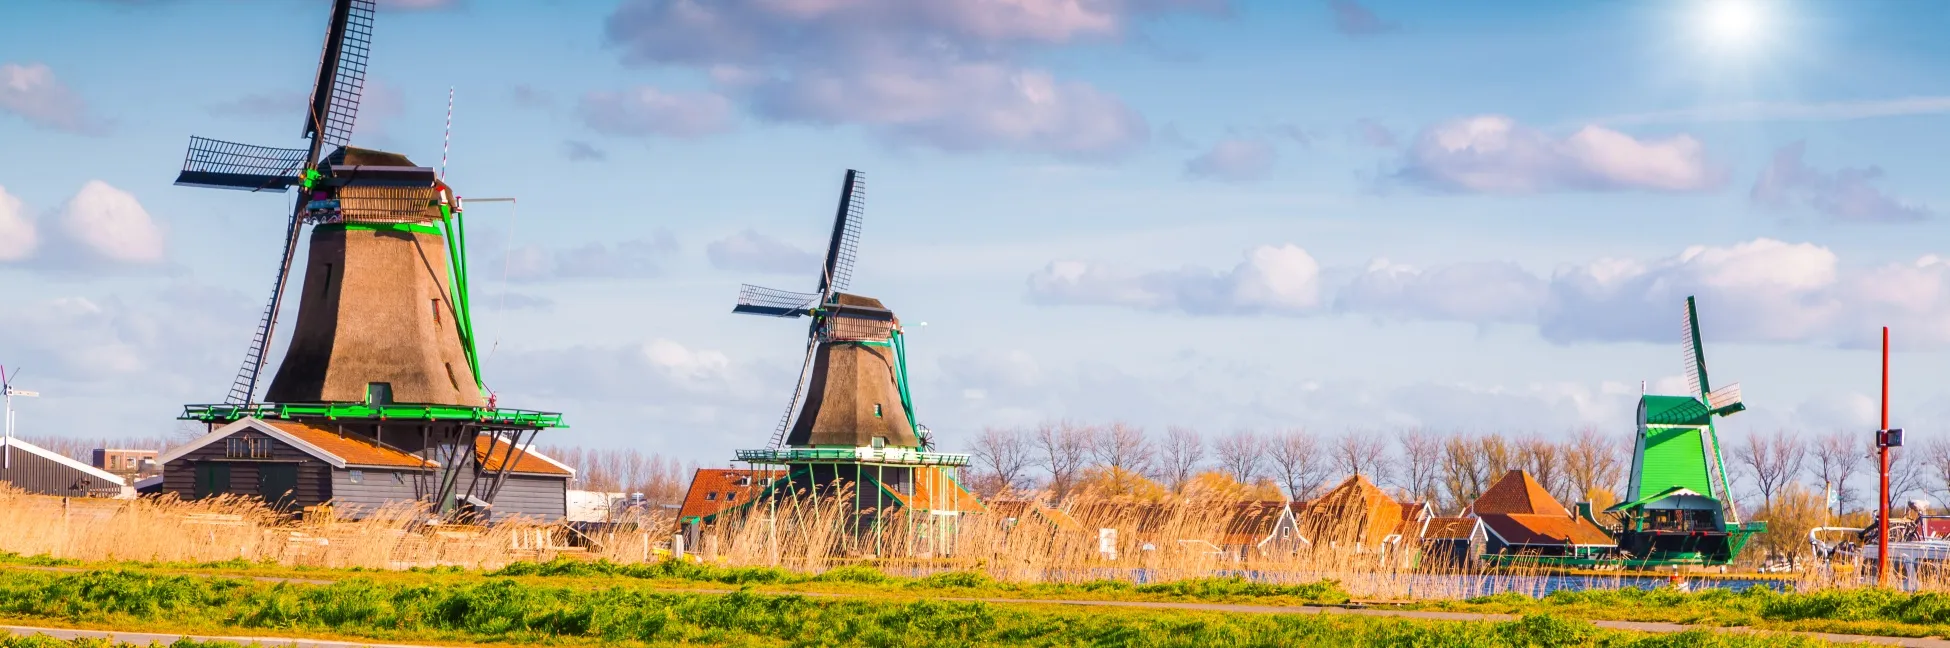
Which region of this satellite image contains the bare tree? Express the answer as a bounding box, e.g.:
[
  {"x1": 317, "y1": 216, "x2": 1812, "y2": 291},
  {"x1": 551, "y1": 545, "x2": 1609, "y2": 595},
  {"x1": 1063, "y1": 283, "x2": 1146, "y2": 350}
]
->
[
  {"x1": 1923, "y1": 435, "x2": 1950, "y2": 512},
  {"x1": 968, "y1": 426, "x2": 1032, "y2": 497},
  {"x1": 1811, "y1": 430, "x2": 1864, "y2": 516},
  {"x1": 1734, "y1": 430, "x2": 1807, "y2": 514},
  {"x1": 1395, "y1": 428, "x2": 1442, "y2": 505},
  {"x1": 1090, "y1": 421, "x2": 1155, "y2": 495},
  {"x1": 1157, "y1": 426, "x2": 1205, "y2": 492},
  {"x1": 1213, "y1": 429, "x2": 1265, "y2": 485},
  {"x1": 1334, "y1": 431, "x2": 1392, "y2": 483},
  {"x1": 1030, "y1": 421, "x2": 1092, "y2": 503},
  {"x1": 1886, "y1": 445, "x2": 1925, "y2": 512},
  {"x1": 1437, "y1": 433, "x2": 1484, "y2": 514},
  {"x1": 1267, "y1": 429, "x2": 1328, "y2": 500},
  {"x1": 1562, "y1": 427, "x2": 1624, "y2": 506},
  {"x1": 1517, "y1": 436, "x2": 1568, "y2": 505}
]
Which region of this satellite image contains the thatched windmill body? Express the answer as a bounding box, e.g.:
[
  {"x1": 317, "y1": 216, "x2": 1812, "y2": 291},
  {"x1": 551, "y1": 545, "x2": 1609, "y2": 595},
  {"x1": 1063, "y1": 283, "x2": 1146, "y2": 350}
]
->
[
  {"x1": 730, "y1": 170, "x2": 982, "y2": 550},
  {"x1": 170, "y1": 0, "x2": 562, "y2": 518}
]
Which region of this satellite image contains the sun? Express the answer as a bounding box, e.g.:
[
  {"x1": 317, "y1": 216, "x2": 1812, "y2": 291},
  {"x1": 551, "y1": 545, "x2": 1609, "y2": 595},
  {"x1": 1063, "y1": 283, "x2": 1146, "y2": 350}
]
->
[{"x1": 1699, "y1": 0, "x2": 1765, "y2": 51}]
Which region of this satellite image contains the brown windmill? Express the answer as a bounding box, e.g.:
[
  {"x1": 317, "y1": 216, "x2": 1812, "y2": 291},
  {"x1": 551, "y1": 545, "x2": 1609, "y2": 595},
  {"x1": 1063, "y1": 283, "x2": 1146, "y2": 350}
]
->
[
  {"x1": 166, "y1": 0, "x2": 563, "y2": 519},
  {"x1": 729, "y1": 170, "x2": 982, "y2": 550}
]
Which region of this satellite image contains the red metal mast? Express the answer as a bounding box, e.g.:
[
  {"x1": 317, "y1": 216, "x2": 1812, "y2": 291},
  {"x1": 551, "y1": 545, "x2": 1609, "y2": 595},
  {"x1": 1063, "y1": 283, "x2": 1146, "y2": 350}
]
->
[{"x1": 1878, "y1": 326, "x2": 1891, "y2": 587}]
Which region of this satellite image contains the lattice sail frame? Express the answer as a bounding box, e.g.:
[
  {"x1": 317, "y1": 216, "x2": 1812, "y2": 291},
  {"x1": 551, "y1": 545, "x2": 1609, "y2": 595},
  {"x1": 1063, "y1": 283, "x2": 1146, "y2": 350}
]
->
[{"x1": 1682, "y1": 295, "x2": 1742, "y2": 523}]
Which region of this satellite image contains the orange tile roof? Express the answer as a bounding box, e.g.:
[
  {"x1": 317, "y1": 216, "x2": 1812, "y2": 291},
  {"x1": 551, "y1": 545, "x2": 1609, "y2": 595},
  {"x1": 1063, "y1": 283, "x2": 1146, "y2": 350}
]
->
[
  {"x1": 901, "y1": 466, "x2": 985, "y2": 514},
  {"x1": 1423, "y1": 516, "x2": 1480, "y2": 540},
  {"x1": 1481, "y1": 513, "x2": 1615, "y2": 547},
  {"x1": 1472, "y1": 470, "x2": 1565, "y2": 516},
  {"x1": 679, "y1": 468, "x2": 784, "y2": 521},
  {"x1": 474, "y1": 436, "x2": 571, "y2": 476},
  {"x1": 989, "y1": 500, "x2": 1084, "y2": 532},
  {"x1": 262, "y1": 420, "x2": 434, "y2": 469}
]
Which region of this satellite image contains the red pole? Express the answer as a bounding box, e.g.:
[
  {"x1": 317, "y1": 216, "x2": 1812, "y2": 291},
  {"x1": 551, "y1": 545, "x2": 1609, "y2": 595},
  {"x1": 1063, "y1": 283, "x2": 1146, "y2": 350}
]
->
[{"x1": 1879, "y1": 326, "x2": 1891, "y2": 587}]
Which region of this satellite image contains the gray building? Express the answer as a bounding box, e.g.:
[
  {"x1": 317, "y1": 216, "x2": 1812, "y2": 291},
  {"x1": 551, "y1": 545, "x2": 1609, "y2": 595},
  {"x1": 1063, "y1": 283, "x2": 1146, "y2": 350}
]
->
[{"x1": 1, "y1": 437, "x2": 126, "y2": 498}]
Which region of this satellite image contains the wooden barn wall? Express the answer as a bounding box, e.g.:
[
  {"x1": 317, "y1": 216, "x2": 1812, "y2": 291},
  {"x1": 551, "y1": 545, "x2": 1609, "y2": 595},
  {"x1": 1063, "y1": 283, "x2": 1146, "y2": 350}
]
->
[
  {"x1": 160, "y1": 429, "x2": 332, "y2": 508},
  {"x1": 329, "y1": 467, "x2": 429, "y2": 517},
  {"x1": 459, "y1": 472, "x2": 566, "y2": 522},
  {"x1": 0, "y1": 448, "x2": 119, "y2": 497}
]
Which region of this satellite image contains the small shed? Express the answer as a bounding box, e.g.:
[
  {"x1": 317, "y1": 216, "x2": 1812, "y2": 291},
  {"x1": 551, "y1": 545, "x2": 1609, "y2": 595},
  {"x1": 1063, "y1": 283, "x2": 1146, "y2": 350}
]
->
[
  {"x1": 1420, "y1": 516, "x2": 1487, "y2": 568},
  {"x1": 465, "y1": 435, "x2": 575, "y2": 522},
  {"x1": 1, "y1": 436, "x2": 126, "y2": 498}
]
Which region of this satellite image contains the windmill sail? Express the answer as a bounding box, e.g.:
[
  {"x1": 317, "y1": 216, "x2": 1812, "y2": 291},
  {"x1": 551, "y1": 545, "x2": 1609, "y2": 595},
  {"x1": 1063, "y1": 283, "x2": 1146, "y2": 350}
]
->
[
  {"x1": 819, "y1": 170, "x2": 865, "y2": 294},
  {"x1": 174, "y1": 0, "x2": 377, "y2": 405}
]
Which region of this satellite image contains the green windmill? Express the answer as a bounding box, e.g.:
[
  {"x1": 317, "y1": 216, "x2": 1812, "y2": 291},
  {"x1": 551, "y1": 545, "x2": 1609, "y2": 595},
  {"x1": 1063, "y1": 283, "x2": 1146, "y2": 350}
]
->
[{"x1": 1606, "y1": 296, "x2": 1765, "y2": 566}]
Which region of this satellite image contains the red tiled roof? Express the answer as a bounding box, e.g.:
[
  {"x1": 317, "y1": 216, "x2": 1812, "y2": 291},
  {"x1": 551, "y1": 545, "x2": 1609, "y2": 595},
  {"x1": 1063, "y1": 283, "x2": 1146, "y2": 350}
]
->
[
  {"x1": 1298, "y1": 475, "x2": 1403, "y2": 546},
  {"x1": 679, "y1": 468, "x2": 784, "y2": 521},
  {"x1": 991, "y1": 500, "x2": 1084, "y2": 532},
  {"x1": 1473, "y1": 470, "x2": 1565, "y2": 516},
  {"x1": 895, "y1": 466, "x2": 985, "y2": 514},
  {"x1": 1481, "y1": 513, "x2": 1615, "y2": 547},
  {"x1": 474, "y1": 437, "x2": 571, "y2": 476},
  {"x1": 1221, "y1": 501, "x2": 1292, "y2": 546},
  {"x1": 263, "y1": 420, "x2": 434, "y2": 469},
  {"x1": 1423, "y1": 516, "x2": 1479, "y2": 540}
]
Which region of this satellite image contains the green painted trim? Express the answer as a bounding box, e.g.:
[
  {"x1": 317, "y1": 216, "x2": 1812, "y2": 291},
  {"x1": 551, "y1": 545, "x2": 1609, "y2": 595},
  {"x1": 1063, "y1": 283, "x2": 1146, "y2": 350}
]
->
[
  {"x1": 317, "y1": 221, "x2": 445, "y2": 237},
  {"x1": 179, "y1": 402, "x2": 565, "y2": 428},
  {"x1": 890, "y1": 329, "x2": 920, "y2": 440}
]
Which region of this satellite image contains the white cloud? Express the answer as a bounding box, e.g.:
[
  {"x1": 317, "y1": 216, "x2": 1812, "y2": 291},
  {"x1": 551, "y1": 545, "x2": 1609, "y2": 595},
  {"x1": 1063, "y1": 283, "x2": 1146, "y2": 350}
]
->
[
  {"x1": 706, "y1": 229, "x2": 820, "y2": 275},
  {"x1": 0, "y1": 185, "x2": 35, "y2": 261},
  {"x1": 578, "y1": 86, "x2": 736, "y2": 138},
  {"x1": 600, "y1": 0, "x2": 1207, "y2": 157},
  {"x1": 1184, "y1": 137, "x2": 1276, "y2": 181},
  {"x1": 0, "y1": 62, "x2": 109, "y2": 135},
  {"x1": 1751, "y1": 141, "x2": 1931, "y2": 223},
  {"x1": 1399, "y1": 115, "x2": 1724, "y2": 193},
  {"x1": 1336, "y1": 259, "x2": 1544, "y2": 323},
  {"x1": 58, "y1": 180, "x2": 164, "y2": 264},
  {"x1": 1026, "y1": 244, "x2": 1322, "y2": 315}
]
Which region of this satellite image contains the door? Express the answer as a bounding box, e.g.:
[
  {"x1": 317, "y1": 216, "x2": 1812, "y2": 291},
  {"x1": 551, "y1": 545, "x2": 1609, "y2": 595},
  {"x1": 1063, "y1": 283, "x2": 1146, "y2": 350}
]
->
[
  {"x1": 259, "y1": 464, "x2": 299, "y2": 508},
  {"x1": 193, "y1": 463, "x2": 231, "y2": 499}
]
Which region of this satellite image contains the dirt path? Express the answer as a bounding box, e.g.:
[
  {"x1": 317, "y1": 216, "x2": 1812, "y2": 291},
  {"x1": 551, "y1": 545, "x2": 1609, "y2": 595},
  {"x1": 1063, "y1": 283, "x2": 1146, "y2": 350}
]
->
[
  {"x1": 5, "y1": 565, "x2": 1945, "y2": 646},
  {"x1": 0, "y1": 624, "x2": 458, "y2": 648}
]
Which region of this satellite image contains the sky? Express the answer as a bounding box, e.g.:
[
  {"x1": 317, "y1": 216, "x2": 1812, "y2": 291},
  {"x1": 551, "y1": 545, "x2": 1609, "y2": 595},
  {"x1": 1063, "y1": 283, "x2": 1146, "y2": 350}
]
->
[{"x1": 2, "y1": 0, "x2": 1949, "y2": 469}]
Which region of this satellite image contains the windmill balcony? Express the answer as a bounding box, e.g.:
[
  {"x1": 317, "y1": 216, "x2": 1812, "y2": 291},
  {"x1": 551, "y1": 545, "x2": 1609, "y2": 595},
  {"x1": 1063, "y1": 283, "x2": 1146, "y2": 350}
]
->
[{"x1": 736, "y1": 446, "x2": 971, "y2": 466}]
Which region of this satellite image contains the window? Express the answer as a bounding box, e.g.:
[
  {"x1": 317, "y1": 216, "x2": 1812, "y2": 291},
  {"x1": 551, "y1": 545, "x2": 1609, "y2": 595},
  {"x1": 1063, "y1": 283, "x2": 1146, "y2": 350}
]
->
[
  {"x1": 870, "y1": 437, "x2": 886, "y2": 449},
  {"x1": 348, "y1": 470, "x2": 364, "y2": 484},
  {"x1": 873, "y1": 403, "x2": 883, "y2": 418},
  {"x1": 431, "y1": 299, "x2": 442, "y2": 327},
  {"x1": 705, "y1": 492, "x2": 718, "y2": 501},
  {"x1": 225, "y1": 437, "x2": 271, "y2": 459},
  {"x1": 394, "y1": 472, "x2": 407, "y2": 484},
  {"x1": 319, "y1": 263, "x2": 334, "y2": 299},
  {"x1": 125, "y1": 457, "x2": 135, "y2": 468},
  {"x1": 736, "y1": 476, "x2": 751, "y2": 486},
  {"x1": 726, "y1": 492, "x2": 737, "y2": 502},
  {"x1": 366, "y1": 382, "x2": 393, "y2": 405}
]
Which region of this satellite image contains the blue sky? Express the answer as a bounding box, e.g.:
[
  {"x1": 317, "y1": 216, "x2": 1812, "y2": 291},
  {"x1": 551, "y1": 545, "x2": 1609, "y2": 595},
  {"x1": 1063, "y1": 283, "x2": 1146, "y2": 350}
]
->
[{"x1": 3, "y1": 0, "x2": 1949, "y2": 467}]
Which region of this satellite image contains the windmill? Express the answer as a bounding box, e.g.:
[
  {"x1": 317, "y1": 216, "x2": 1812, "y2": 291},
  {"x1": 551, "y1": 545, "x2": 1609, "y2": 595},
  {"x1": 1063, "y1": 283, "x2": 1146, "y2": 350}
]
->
[
  {"x1": 170, "y1": 0, "x2": 562, "y2": 518},
  {"x1": 1606, "y1": 295, "x2": 1763, "y2": 566},
  {"x1": 727, "y1": 170, "x2": 980, "y2": 548},
  {"x1": 2, "y1": 366, "x2": 39, "y2": 469}
]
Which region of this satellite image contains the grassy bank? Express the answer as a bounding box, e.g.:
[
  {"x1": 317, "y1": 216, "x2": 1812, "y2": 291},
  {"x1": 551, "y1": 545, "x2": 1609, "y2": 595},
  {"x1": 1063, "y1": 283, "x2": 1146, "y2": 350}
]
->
[
  {"x1": 1414, "y1": 586, "x2": 1950, "y2": 638},
  {"x1": 0, "y1": 568, "x2": 1832, "y2": 648}
]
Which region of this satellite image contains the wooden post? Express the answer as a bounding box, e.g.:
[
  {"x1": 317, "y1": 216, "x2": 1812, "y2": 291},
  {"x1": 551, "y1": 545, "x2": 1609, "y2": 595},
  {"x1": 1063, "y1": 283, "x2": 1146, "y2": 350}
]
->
[{"x1": 1878, "y1": 326, "x2": 1891, "y2": 587}]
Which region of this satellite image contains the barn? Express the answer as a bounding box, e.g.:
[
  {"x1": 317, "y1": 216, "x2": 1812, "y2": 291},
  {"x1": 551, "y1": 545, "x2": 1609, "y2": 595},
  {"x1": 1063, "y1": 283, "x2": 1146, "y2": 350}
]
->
[
  {"x1": 0, "y1": 436, "x2": 126, "y2": 498},
  {"x1": 157, "y1": 417, "x2": 572, "y2": 521}
]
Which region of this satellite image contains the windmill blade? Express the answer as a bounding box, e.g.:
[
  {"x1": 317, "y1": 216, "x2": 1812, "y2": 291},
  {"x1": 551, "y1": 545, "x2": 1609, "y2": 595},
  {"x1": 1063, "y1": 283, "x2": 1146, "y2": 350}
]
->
[
  {"x1": 1682, "y1": 295, "x2": 1710, "y2": 400},
  {"x1": 302, "y1": 0, "x2": 375, "y2": 151},
  {"x1": 174, "y1": 137, "x2": 309, "y2": 191},
  {"x1": 225, "y1": 202, "x2": 309, "y2": 405},
  {"x1": 766, "y1": 334, "x2": 822, "y2": 450},
  {"x1": 816, "y1": 169, "x2": 865, "y2": 295},
  {"x1": 734, "y1": 284, "x2": 820, "y2": 318}
]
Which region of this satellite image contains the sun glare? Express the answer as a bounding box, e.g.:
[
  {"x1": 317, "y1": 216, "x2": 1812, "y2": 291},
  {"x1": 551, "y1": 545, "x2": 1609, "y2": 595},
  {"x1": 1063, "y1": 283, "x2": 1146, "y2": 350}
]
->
[{"x1": 1700, "y1": 0, "x2": 1764, "y2": 50}]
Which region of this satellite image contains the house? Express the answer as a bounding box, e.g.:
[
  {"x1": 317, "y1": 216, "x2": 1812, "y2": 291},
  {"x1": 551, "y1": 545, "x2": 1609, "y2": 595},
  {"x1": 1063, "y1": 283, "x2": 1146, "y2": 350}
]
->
[
  {"x1": 156, "y1": 417, "x2": 573, "y2": 521},
  {"x1": 1295, "y1": 474, "x2": 1405, "y2": 550},
  {"x1": 1, "y1": 437, "x2": 126, "y2": 498},
  {"x1": 1220, "y1": 500, "x2": 1304, "y2": 559},
  {"x1": 159, "y1": 417, "x2": 437, "y2": 512},
  {"x1": 91, "y1": 448, "x2": 159, "y2": 480},
  {"x1": 1420, "y1": 516, "x2": 1488, "y2": 568},
  {"x1": 677, "y1": 468, "x2": 786, "y2": 547},
  {"x1": 1469, "y1": 470, "x2": 1616, "y2": 562},
  {"x1": 987, "y1": 499, "x2": 1083, "y2": 534}
]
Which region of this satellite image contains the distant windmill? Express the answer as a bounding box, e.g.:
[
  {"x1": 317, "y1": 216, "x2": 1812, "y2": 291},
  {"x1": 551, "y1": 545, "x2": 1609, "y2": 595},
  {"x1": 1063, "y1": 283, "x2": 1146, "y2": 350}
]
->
[
  {"x1": 1, "y1": 366, "x2": 39, "y2": 469},
  {"x1": 727, "y1": 170, "x2": 981, "y2": 540}
]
